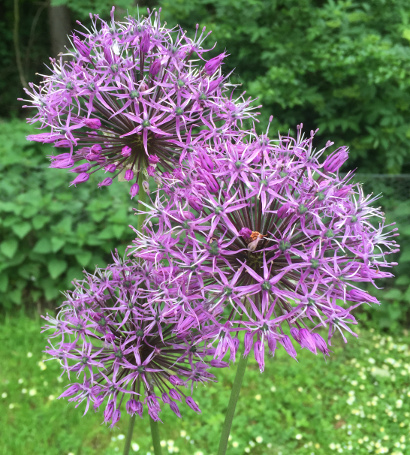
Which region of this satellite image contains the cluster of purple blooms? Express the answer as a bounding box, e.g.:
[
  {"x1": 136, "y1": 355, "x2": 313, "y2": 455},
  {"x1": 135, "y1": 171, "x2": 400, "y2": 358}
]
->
[
  {"x1": 131, "y1": 125, "x2": 399, "y2": 372},
  {"x1": 35, "y1": 9, "x2": 399, "y2": 427},
  {"x1": 22, "y1": 7, "x2": 258, "y2": 197},
  {"x1": 43, "y1": 253, "x2": 226, "y2": 425}
]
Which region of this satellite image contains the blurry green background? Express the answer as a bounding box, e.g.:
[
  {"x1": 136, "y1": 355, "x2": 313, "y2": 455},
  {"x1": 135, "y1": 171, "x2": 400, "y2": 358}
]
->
[{"x1": 1, "y1": 1, "x2": 409, "y2": 454}]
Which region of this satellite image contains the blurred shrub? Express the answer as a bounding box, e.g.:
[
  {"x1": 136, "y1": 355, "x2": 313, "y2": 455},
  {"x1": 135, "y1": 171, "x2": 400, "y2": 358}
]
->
[
  {"x1": 0, "y1": 119, "x2": 135, "y2": 310},
  {"x1": 357, "y1": 175, "x2": 410, "y2": 330},
  {"x1": 161, "y1": 0, "x2": 410, "y2": 174}
]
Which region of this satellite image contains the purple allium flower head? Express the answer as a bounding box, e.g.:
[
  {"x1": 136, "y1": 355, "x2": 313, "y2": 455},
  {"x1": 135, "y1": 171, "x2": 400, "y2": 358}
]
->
[
  {"x1": 22, "y1": 8, "x2": 259, "y2": 197},
  {"x1": 130, "y1": 125, "x2": 399, "y2": 371},
  {"x1": 42, "y1": 252, "x2": 225, "y2": 424}
]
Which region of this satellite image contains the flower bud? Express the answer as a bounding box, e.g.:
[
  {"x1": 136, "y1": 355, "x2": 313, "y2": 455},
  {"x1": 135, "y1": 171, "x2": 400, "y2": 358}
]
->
[
  {"x1": 104, "y1": 400, "x2": 115, "y2": 422},
  {"x1": 169, "y1": 375, "x2": 183, "y2": 386},
  {"x1": 91, "y1": 143, "x2": 102, "y2": 154},
  {"x1": 130, "y1": 183, "x2": 139, "y2": 199},
  {"x1": 185, "y1": 396, "x2": 201, "y2": 413},
  {"x1": 110, "y1": 409, "x2": 121, "y2": 427},
  {"x1": 169, "y1": 401, "x2": 181, "y2": 418},
  {"x1": 98, "y1": 178, "x2": 113, "y2": 187},
  {"x1": 124, "y1": 169, "x2": 134, "y2": 181},
  {"x1": 69, "y1": 172, "x2": 90, "y2": 187},
  {"x1": 126, "y1": 399, "x2": 139, "y2": 415},
  {"x1": 279, "y1": 335, "x2": 297, "y2": 359},
  {"x1": 121, "y1": 145, "x2": 132, "y2": 157},
  {"x1": 150, "y1": 60, "x2": 161, "y2": 76},
  {"x1": 204, "y1": 52, "x2": 228, "y2": 75},
  {"x1": 169, "y1": 389, "x2": 182, "y2": 402},
  {"x1": 140, "y1": 32, "x2": 150, "y2": 53},
  {"x1": 299, "y1": 328, "x2": 317, "y2": 354},
  {"x1": 105, "y1": 163, "x2": 117, "y2": 173},
  {"x1": 73, "y1": 35, "x2": 90, "y2": 57},
  {"x1": 323, "y1": 146, "x2": 349, "y2": 173},
  {"x1": 70, "y1": 163, "x2": 91, "y2": 173},
  {"x1": 148, "y1": 154, "x2": 160, "y2": 164},
  {"x1": 188, "y1": 196, "x2": 203, "y2": 212},
  {"x1": 59, "y1": 383, "x2": 80, "y2": 398},
  {"x1": 84, "y1": 118, "x2": 101, "y2": 129}
]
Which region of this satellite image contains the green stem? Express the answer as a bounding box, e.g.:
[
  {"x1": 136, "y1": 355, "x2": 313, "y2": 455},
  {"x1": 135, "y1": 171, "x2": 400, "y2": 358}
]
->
[
  {"x1": 137, "y1": 172, "x2": 146, "y2": 233},
  {"x1": 150, "y1": 418, "x2": 162, "y2": 455},
  {"x1": 217, "y1": 351, "x2": 248, "y2": 455},
  {"x1": 123, "y1": 414, "x2": 136, "y2": 455}
]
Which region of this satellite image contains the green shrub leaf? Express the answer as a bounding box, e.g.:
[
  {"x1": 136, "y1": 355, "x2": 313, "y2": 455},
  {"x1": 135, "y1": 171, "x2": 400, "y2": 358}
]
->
[
  {"x1": 0, "y1": 239, "x2": 18, "y2": 258},
  {"x1": 48, "y1": 259, "x2": 67, "y2": 279},
  {"x1": 12, "y1": 222, "x2": 31, "y2": 239}
]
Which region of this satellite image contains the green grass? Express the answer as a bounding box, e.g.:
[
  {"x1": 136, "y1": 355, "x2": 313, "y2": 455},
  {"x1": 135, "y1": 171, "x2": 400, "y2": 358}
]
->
[{"x1": 1, "y1": 313, "x2": 409, "y2": 455}]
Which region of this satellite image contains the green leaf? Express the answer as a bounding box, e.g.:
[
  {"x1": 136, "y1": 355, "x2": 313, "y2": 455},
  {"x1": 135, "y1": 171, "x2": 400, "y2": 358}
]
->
[
  {"x1": 33, "y1": 238, "x2": 52, "y2": 254},
  {"x1": 402, "y1": 29, "x2": 410, "y2": 41},
  {"x1": 8, "y1": 289, "x2": 22, "y2": 305},
  {"x1": 399, "y1": 250, "x2": 410, "y2": 262},
  {"x1": 76, "y1": 251, "x2": 92, "y2": 267},
  {"x1": 51, "y1": 237, "x2": 66, "y2": 253},
  {"x1": 0, "y1": 273, "x2": 9, "y2": 292},
  {"x1": 12, "y1": 222, "x2": 31, "y2": 239},
  {"x1": 48, "y1": 259, "x2": 67, "y2": 279},
  {"x1": 41, "y1": 278, "x2": 61, "y2": 301},
  {"x1": 0, "y1": 239, "x2": 18, "y2": 258},
  {"x1": 112, "y1": 224, "x2": 125, "y2": 238},
  {"x1": 32, "y1": 215, "x2": 50, "y2": 230},
  {"x1": 97, "y1": 226, "x2": 114, "y2": 240}
]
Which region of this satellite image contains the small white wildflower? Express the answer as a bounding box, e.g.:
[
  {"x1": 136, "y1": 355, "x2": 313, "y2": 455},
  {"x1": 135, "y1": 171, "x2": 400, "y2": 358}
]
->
[
  {"x1": 256, "y1": 436, "x2": 263, "y2": 443},
  {"x1": 27, "y1": 352, "x2": 33, "y2": 358},
  {"x1": 28, "y1": 389, "x2": 37, "y2": 396},
  {"x1": 295, "y1": 434, "x2": 303, "y2": 440},
  {"x1": 131, "y1": 443, "x2": 139, "y2": 452},
  {"x1": 1, "y1": 392, "x2": 7, "y2": 398}
]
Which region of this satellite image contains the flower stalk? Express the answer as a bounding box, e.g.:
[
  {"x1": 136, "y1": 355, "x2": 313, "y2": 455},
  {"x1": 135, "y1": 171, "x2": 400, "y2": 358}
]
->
[
  {"x1": 150, "y1": 418, "x2": 163, "y2": 455},
  {"x1": 123, "y1": 414, "x2": 136, "y2": 455},
  {"x1": 217, "y1": 350, "x2": 248, "y2": 455}
]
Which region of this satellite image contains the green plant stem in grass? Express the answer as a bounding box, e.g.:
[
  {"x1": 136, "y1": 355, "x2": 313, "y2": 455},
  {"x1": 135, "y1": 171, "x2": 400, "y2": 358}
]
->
[
  {"x1": 123, "y1": 414, "x2": 136, "y2": 455},
  {"x1": 217, "y1": 350, "x2": 248, "y2": 455},
  {"x1": 150, "y1": 418, "x2": 163, "y2": 455}
]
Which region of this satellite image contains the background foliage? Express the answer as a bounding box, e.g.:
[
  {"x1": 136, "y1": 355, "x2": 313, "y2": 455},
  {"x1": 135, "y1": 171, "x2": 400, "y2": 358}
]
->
[{"x1": 0, "y1": 120, "x2": 135, "y2": 310}]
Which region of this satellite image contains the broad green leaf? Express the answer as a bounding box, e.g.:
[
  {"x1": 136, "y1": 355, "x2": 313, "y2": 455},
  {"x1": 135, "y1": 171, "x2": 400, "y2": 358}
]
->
[
  {"x1": 51, "y1": 237, "x2": 66, "y2": 253},
  {"x1": 32, "y1": 215, "x2": 50, "y2": 230},
  {"x1": 12, "y1": 222, "x2": 31, "y2": 239},
  {"x1": 48, "y1": 259, "x2": 67, "y2": 279},
  {"x1": 0, "y1": 239, "x2": 18, "y2": 258},
  {"x1": 33, "y1": 238, "x2": 52, "y2": 254},
  {"x1": 76, "y1": 251, "x2": 92, "y2": 267}
]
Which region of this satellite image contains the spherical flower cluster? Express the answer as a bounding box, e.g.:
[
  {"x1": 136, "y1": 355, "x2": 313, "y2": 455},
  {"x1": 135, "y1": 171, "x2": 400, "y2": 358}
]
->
[
  {"x1": 23, "y1": 7, "x2": 258, "y2": 197},
  {"x1": 130, "y1": 125, "x2": 399, "y2": 371},
  {"x1": 42, "y1": 253, "x2": 226, "y2": 425}
]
